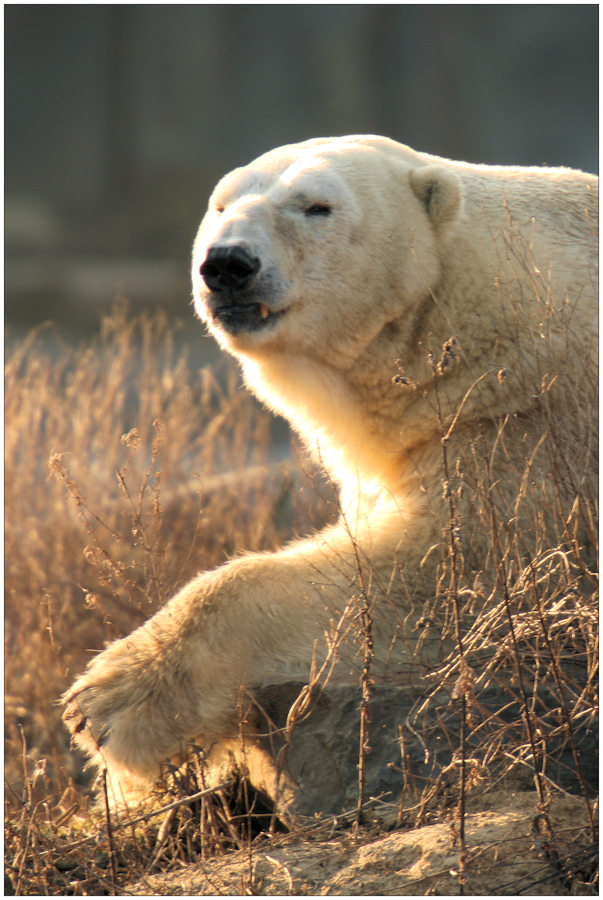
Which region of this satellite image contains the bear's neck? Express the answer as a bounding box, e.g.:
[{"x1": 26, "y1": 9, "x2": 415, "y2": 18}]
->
[{"x1": 239, "y1": 351, "x2": 434, "y2": 499}]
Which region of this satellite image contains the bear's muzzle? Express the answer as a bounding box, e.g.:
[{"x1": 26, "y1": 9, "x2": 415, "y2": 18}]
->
[{"x1": 200, "y1": 244, "x2": 286, "y2": 334}]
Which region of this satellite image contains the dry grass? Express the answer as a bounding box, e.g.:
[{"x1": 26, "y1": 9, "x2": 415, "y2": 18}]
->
[
  {"x1": 4, "y1": 304, "x2": 598, "y2": 895},
  {"x1": 4, "y1": 306, "x2": 334, "y2": 894}
]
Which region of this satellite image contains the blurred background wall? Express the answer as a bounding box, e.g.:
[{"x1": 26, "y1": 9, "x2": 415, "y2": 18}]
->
[{"x1": 5, "y1": 4, "x2": 599, "y2": 342}]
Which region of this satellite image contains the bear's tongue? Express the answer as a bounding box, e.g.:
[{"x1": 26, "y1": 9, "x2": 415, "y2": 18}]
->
[{"x1": 259, "y1": 303, "x2": 269, "y2": 318}]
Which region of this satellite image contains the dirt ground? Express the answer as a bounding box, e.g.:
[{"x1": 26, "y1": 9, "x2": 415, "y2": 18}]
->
[{"x1": 127, "y1": 791, "x2": 595, "y2": 896}]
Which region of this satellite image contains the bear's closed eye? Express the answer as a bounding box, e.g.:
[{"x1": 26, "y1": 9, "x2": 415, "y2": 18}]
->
[{"x1": 304, "y1": 204, "x2": 331, "y2": 216}]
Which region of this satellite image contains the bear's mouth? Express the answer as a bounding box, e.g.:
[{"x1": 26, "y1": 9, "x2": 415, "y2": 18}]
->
[{"x1": 211, "y1": 301, "x2": 286, "y2": 335}]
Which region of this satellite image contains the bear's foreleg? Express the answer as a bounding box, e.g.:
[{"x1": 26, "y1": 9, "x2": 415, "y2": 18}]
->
[{"x1": 63, "y1": 523, "x2": 396, "y2": 793}]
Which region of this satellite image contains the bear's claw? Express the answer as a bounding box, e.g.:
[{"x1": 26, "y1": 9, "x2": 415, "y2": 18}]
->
[{"x1": 63, "y1": 688, "x2": 109, "y2": 750}]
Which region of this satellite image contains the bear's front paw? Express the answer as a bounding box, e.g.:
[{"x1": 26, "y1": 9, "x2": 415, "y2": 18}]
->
[
  {"x1": 62, "y1": 673, "x2": 173, "y2": 806},
  {"x1": 61, "y1": 630, "x2": 218, "y2": 786},
  {"x1": 61, "y1": 645, "x2": 174, "y2": 782},
  {"x1": 62, "y1": 595, "x2": 247, "y2": 796}
]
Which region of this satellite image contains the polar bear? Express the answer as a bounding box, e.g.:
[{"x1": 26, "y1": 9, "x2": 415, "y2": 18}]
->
[{"x1": 63, "y1": 136, "x2": 597, "y2": 798}]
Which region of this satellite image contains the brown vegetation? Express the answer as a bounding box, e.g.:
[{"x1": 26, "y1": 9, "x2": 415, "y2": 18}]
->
[{"x1": 4, "y1": 307, "x2": 597, "y2": 895}]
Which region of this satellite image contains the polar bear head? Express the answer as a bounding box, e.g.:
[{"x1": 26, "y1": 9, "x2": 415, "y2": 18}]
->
[{"x1": 192, "y1": 136, "x2": 462, "y2": 369}]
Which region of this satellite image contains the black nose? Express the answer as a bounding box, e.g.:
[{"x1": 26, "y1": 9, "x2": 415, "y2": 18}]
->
[{"x1": 200, "y1": 245, "x2": 260, "y2": 292}]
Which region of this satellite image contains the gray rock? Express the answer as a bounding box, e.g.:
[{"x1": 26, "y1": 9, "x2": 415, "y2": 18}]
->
[{"x1": 206, "y1": 678, "x2": 597, "y2": 823}]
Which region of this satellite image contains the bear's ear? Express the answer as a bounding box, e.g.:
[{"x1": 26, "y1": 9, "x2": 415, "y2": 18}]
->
[{"x1": 409, "y1": 165, "x2": 462, "y2": 229}]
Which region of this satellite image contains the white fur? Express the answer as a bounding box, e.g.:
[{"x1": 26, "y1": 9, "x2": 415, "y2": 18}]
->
[{"x1": 64, "y1": 135, "x2": 598, "y2": 800}]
